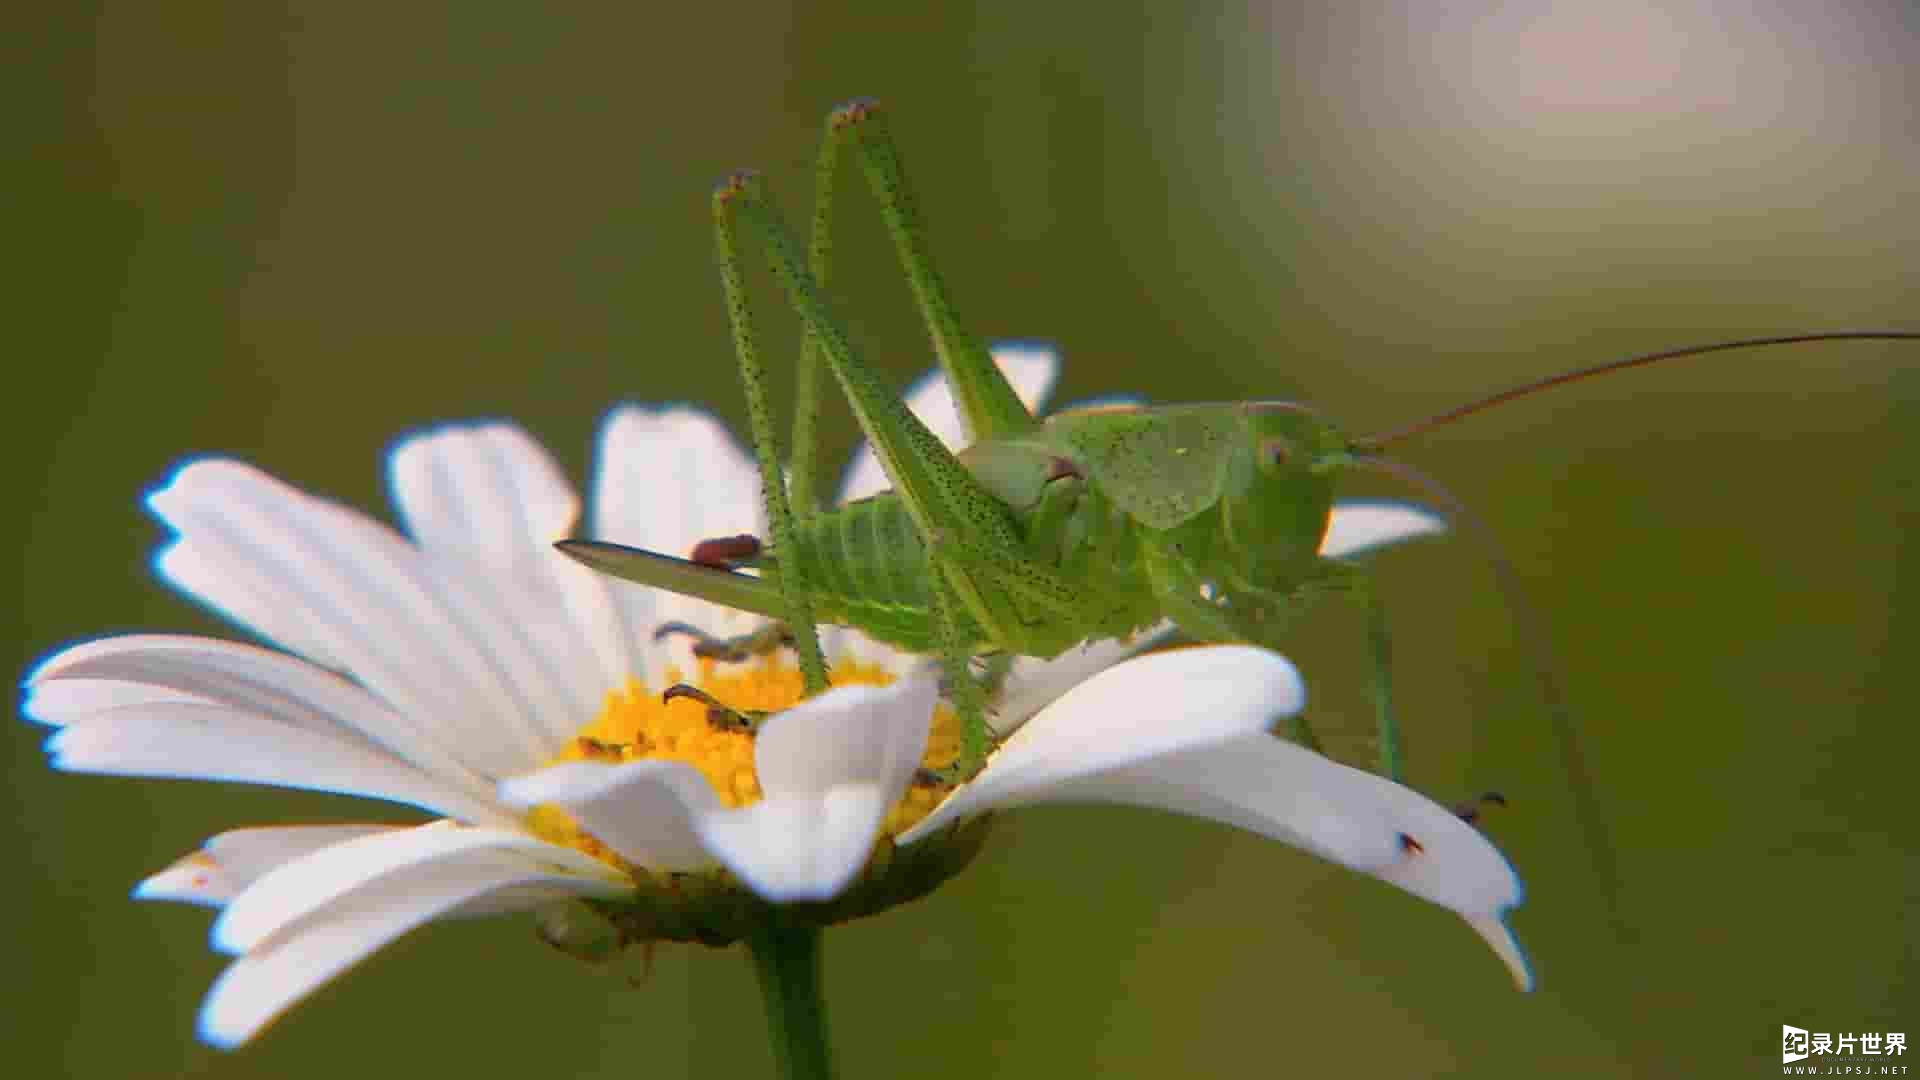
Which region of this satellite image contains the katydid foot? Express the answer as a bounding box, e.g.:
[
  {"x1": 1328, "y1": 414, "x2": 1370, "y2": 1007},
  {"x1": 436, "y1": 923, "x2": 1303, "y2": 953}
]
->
[
  {"x1": 653, "y1": 620, "x2": 795, "y2": 663},
  {"x1": 661, "y1": 683, "x2": 770, "y2": 733},
  {"x1": 1454, "y1": 791, "x2": 1508, "y2": 825}
]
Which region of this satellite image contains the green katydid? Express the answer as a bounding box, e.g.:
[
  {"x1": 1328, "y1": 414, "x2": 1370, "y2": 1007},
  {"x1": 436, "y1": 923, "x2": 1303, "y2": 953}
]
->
[
  {"x1": 558, "y1": 98, "x2": 1918, "y2": 932},
  {"x1": 570, "y1": 99, "x2": 1444, "y2": 773}
]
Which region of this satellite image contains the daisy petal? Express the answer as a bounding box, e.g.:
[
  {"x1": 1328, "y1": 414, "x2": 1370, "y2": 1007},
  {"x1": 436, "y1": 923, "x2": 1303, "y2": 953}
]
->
[
  {"x1": 903, "y1": 646, "x2": 1303, "y2": 842},
  {"x1": 498, "y1": 760, "x2": 723, "y2": 872},
  {"x1": 45, "y1": 703, "x2": 514, "y2": 826},
  {"x1": 22, "y1": 677, "x2": 200, "y2": 719},
  {"x1": 26, "y1": 635, "x2": 493, "y2": 804},
  {"x1": 136, "y1": 826, "x2": 395, "y2": 907},
  {"x1": 147, "y1": 459, "x2": 558, "y2": 776},
  {"x1": 213, "y1": 823, "x2": 622, "y2": 956},
  {"x1": 199, "y1": 854, "x2": 614, "y2": 1049},
  {"x1": 594, "y1": 407, "x2": 762, "y2": 556},
  {"x1": 993, "y1": 624, "x2": 1176, "y2": 734},
  {"x1": 751, "y1": 675, "x2": 936, "y2": 803},
  {"x1": 388, "y1": 422, "x2": 628, "y2": 744},
  {"x1": 979, "y1": 342, "x2": 1062, "y2": 426},
  {"x1": 694, "y1": 675, "x2": 936, "y2": 902},
  {"x1": 692, "y1": 789, "x2": 890, "y2": 903},
  {"x1": 937, "y1": 728, "x2": 1531, "y2": 991},
  {"x1": 839, "y1": 343, "x2": 1061, "y2": 502},
  {"x1": 592, "y1": 407, "x2": 766, "y2": 674},
  {"x1": 389, "y1": 423, "x2": 578, "y2": 567},
  {"x1": 1319, "y1": 499, "x2": 1447, "y2": 560},
  {"x1": 1465, "y1": 916, "x2": 1533, "y2": 993}
]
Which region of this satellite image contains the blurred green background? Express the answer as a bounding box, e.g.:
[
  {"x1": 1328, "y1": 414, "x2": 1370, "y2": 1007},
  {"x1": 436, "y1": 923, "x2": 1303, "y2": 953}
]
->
[{"x1": 12, "y1": 2, "x2": 1917, "y2": 1076}]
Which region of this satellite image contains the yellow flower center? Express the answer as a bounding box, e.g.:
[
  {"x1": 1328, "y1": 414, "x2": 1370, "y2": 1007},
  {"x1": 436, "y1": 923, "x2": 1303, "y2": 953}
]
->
[{"x1": 525, "y1": 654, "x2": 961, "y2": 874}]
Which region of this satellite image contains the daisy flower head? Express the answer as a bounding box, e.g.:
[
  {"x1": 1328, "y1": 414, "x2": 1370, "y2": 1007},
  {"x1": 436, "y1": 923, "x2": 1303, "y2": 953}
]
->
[{"x1": 23, "y1": 344, "x2": 1527, "y2": 1051}]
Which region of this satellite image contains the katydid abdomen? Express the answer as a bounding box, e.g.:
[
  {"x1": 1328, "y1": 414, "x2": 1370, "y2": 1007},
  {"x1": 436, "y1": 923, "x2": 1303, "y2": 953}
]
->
[
  {"x1": 783, "y1": 494, "x2": 961, "y2": 653},
  {"x1": 568, "y1": 466, "x2": 1171, "y2": 661}
]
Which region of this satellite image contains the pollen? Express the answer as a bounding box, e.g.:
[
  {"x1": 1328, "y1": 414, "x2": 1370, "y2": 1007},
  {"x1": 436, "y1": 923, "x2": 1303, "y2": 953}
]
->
[{"x1": 525, "y1": 654, "x2": 961, "y2": 873}]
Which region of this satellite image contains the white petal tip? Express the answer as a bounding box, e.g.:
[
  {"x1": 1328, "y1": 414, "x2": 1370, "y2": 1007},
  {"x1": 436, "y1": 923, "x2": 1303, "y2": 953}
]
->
[
  {"x1": 197, "y1": 999, "x2": 266, "y2": 1051},
  {"x1": 743, "y1": 874, "x2": 848, "y2": 905},
  {"x1": 1319, "y1": 500, "x2": 1448, "y2": 561},
  {"x1": 697, "y1": 788, "x2": 888, "y2": 905},
  {"x1": 987, "y1": 339, "x2": 1061, "y2": 373},
  {"x1": 196, "y1": 1017, "x2": 246, "y2": 1051},
  {"x1": 197, "y1": 973, "x2": 269, "y2": 1049},
  {"x1": 496, "y1": 771, "x2": 569, "y2": 810},
  {"x1": 133, "y1": 860, "x2": 226, "y2": 907},
  {"x1": 1466, "y1": 914, "x2": 1535, "y2": 993},
  {"x1": 209, "y1": 924, "x2": 246, "y2": 956},
  {"x1": 495, "y1": 760, "x2": 639, "y2": 813}
]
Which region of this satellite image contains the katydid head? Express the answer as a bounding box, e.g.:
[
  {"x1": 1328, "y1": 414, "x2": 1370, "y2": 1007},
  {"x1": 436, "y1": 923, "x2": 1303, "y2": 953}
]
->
[
  {"x1": 1218, "y1": 401, "x2": 1357, "y2": 572},
  {"x1": 1240, "y1": 400, "x2": 1356, "y2": 475}
]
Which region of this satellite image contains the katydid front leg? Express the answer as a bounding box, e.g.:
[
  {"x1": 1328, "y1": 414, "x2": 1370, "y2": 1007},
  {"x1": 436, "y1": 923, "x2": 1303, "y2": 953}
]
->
[
  {"x1": 928, "y1": 549, "x2": 991, "y2": 770},
  {"x1": 712, "y1": 171, "x2": 829, "y2": 695},
  {"x1": 1355, "y1": 574, "x2": 1404, "y2": 782},
  {"x1": 1140, "y1": 534, "x2": 1406, "y2": 779}
]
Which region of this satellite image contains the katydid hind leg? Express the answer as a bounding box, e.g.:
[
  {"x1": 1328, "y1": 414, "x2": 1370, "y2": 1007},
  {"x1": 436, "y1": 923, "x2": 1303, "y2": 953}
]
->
[
  {"x1": 712, "y1": 166, "x2": 1036, "y2": 770},
  {"x1": 792, "y1": 99, "x2": 1039, "y2": 510},
  {"x1": 716, "y1": 173, "x2": 989, "y2": 539},
  {"x1": 925, "y1": 526, "x2": 1083, "y2": 628},
  {"x1": 830, "y1": 99, "x2": 1034, "y2": 445},
  {"x1": 714, "y1": 171, "x2": 1052, "y2": 659},
  {"x1": 785, "y1": 110, "x2": 853, "y2": 515}
]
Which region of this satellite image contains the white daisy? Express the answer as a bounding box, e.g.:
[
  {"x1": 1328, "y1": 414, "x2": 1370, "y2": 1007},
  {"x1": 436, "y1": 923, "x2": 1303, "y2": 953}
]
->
[{"x1": 23, "y1": 344, "x2": 1523, "y2": 1051}]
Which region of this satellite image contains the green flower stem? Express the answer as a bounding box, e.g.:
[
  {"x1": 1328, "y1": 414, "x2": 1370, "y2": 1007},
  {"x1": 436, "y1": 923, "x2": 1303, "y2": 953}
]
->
[{"x1": 748, "y1": 921, "x2": 833, "y2": 1080}]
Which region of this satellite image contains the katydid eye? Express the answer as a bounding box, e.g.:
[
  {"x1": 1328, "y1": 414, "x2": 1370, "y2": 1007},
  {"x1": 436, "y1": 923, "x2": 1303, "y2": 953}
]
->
[{"x1": 1260, "y1": 438, "x2": 1291, "y2": 467}]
